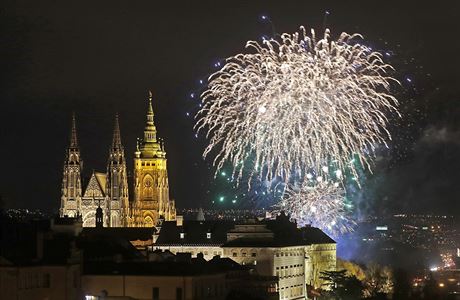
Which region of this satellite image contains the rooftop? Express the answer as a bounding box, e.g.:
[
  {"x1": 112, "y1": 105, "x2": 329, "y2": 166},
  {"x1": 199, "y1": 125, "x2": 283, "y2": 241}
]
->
[{"x1": 155, "y1": 212, "x2": 335, "y2": 247}]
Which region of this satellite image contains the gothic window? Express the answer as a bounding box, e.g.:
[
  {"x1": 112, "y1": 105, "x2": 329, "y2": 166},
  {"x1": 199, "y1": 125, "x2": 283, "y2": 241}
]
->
[
  {"x1": 111, "y1": 215, "x2": 118, "y2": 227},
  {"x1": 143, "y1": 175, "x2": 154, "y2": 199},
  {"x1": 113, "y1": 175, "x2": 119, "y2": 196},
  {"x1": 144, "y1": 216, "x2": 154, "y2": 227},
  {"x1": 69, "y1": 172, "x2": 75, "y2": 197}
]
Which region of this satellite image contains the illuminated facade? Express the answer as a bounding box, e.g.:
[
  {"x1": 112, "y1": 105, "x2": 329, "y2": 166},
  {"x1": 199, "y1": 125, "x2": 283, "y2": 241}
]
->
[
  {"x1": 130, "y1": 92, "x2": 176, "y2": 227},
  {"x1": 59, "y1": 93, "x2": 175, "y2": 227},
  {"x1": 59, "y1": 113, "x2": 83, "y2": 219},
  {"x1": 106, "y1": 114, "x2": 130, "y2": 227},
  {"x1": 153, "y1": 215, "x2": 337, "y2": 300}
]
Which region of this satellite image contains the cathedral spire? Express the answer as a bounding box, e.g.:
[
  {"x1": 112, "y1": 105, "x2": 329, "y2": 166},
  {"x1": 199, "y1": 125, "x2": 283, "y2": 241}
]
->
[
  {"x1": 107, "y1": 113, "x2": 129, "y2": 227},
  {"x1": 60, "y1": 112, "x2": 83, "y2": 219},
  {"x1": 147, "y1": 90, "x2": 154, "y2": 122},
  {"x1": 112, "y1": 113, "x2": 123, "y2": 150},
  {"x1": 70, "y1": 112, "x2": 79, "y2": 149},
  {"x1": 144, "y1": 91, "x2": 157, "y2": 143}
]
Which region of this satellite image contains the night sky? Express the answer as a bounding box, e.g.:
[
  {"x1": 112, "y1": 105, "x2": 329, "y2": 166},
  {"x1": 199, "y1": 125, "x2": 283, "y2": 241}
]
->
[{"x1": 1, "y1": 1, "x2": 459, "y2": 215}]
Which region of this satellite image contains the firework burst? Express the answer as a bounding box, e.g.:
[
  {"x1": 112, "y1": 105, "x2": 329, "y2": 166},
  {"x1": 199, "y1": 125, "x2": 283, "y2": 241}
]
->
[
  {"x1": 280, "y1": 180, "x2": 356, "y2": 236},
  {"x1": 196, "y1": 26, "x2": 399, "y2": 185}
]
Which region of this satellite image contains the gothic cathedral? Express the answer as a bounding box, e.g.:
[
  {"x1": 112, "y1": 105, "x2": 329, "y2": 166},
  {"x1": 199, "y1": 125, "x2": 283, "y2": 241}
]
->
[{"x1": 59, "y1": 93, "x2": 176, "y2": 227}]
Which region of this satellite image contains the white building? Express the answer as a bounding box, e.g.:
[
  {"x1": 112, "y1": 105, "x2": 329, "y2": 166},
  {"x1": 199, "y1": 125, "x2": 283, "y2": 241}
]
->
[{"x1": 152, "y1": 213, "x2": 337, "y2": 300}]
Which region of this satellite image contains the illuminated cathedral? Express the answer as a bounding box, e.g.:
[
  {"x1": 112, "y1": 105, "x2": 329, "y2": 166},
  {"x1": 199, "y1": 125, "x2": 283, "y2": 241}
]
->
[{"x1": 59, "y1": 93, "x2": 176, "y2": 227}]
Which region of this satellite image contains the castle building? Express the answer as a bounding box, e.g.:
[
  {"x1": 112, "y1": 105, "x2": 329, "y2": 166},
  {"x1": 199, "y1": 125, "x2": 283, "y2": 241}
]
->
[
  {"x1": 152, "y1": 213, "x2": 337, "y2": 300},
  {"x1": 59, "y1": 93, "x2": 176, "y2": 227}
]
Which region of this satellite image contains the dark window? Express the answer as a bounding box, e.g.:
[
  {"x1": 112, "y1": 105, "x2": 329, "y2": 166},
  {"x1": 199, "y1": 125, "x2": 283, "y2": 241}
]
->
[
  {"x1": 251, "y1": 252, "x2": 257, "y2": 257},
  {"x1": 152, "y1": 287, "x2": 159, "y2": 300},
  {"x1": 73, "y1": 270, "x2": 79, "y2": 288},
  {"x1": 176, "y1": 287, "x2": 183, "y2": 300},
  {"x1": 43, "y1": 274, "x2": 50, "y2": 288}
]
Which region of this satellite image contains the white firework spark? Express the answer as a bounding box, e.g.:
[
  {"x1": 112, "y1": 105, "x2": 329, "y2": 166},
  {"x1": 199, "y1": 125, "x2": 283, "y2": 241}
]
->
[
  {"x1": 280, "y1": 180, "x2": 356, "y2": 236},
  {"x1": 196, "y1": 26, "x2": 399, "y2": 184}
]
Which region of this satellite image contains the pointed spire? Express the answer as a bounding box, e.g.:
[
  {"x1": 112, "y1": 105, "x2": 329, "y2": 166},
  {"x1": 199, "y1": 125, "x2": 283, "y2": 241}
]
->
[
  {"x1": 147, "y1": 90, "x2": 154, "y2": 126},
  {"x1": 112, "y1": 113, "x2": 123, "y2": 149},
  {"x1": 70, "y1": 112, "x2": 79, "y2": 149},
  {"x1": 144, "y1": 90, "x2": 157, "y2": 143}
]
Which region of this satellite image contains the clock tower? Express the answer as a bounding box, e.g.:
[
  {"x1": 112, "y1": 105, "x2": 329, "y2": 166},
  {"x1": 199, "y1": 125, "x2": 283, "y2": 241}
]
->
[{"x1": 130, "y1": 92, "x2": 176, "y2": 227}]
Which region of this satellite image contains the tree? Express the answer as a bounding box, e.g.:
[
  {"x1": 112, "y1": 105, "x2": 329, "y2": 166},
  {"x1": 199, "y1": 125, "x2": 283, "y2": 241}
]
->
[
  {"x1": 393, "y1": 268, "x2": 411, "y2": 300},
  {"x1": 363, "y1": 263, "x2": 393, "y2": 297},
  {"x1": 337, "y1": 258, "x2": 366, "y2": 281},
  {"x1": 342, "y1": 275, "x2": 365, "y2": 300},
  {"x1": 422, "y1": 273, "x2": 440, "y2": 300},
  {"x1": 320, "y1": 270, "x2": 364, "y2": 300}
]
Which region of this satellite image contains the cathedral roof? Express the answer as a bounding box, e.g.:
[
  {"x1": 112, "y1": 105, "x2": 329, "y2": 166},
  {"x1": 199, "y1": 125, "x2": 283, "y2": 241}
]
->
[
  {"x1": 83, "y1": 171, "x2": 107, "y2": 198},
  {"x1": 94, "y1": 172, "x2": 107, "y2": 191}
]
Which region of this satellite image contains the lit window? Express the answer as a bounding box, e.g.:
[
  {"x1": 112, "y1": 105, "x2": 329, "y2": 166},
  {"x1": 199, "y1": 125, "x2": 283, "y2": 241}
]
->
[
  {"x1": 207, "y1": 232, "x2": 211, "y2": 239},
  {"x1": 180, "y1": 233, "x2": 185, "y2": 239}
]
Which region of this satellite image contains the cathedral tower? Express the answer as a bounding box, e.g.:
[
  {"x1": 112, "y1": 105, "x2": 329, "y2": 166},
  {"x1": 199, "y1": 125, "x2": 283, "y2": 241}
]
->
[
  {"x1": 106, "y1": 114, "x2": 130, "y2": 227},
  {"x1": 131, "y1": 92, "x2": 176, "y2": 227},
  {"x1": 60, "y1": 113, "x2": 83, "y2": 217}
]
